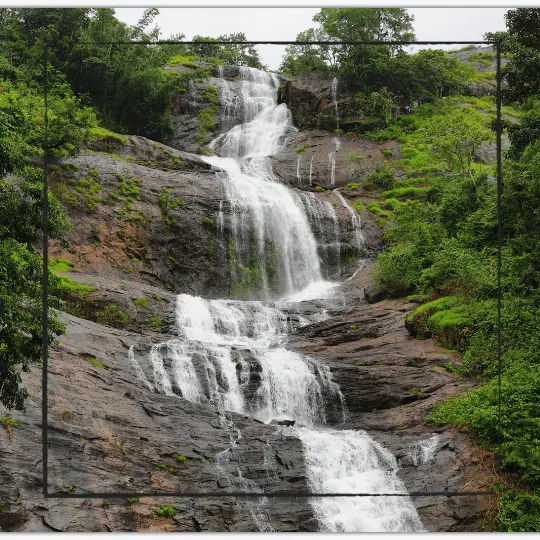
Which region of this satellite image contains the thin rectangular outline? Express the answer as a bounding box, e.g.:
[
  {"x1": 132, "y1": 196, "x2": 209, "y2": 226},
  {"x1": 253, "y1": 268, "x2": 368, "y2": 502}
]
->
[{"x1": 41, "y1": 38, "x2": 503, "y2": 499}]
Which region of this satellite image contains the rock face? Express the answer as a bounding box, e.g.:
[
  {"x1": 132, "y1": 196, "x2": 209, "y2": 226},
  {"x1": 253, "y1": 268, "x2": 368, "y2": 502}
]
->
[
  {"x1": 271, "y1": 129, "x2": 400, "y2": 189},
  {"x1": 0, "y1": 312, "x2": 315, "y2": 532},
  {"x1": 278, "y1": 73, "x2": 365, "y2": 132},
  {"x1": 448, "y1": 45, "x2": 506, "y2": 97},
  {"x1": 0, "y1": 65, "x2": 490, "y2": 533},
  {"x1": 49, "y1": 134, "x2": 367, "y2": 299}
]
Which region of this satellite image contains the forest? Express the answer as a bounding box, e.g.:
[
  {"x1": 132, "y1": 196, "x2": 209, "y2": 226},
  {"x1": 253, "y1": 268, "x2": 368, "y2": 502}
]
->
[{"x1": 0, "y1": 7, "x2": 538, "y2": 532}]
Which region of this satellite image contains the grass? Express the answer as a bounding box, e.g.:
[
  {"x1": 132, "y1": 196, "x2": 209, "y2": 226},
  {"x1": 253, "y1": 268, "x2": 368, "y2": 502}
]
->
[
  {"x1": 346, "y1": 182, "x2": 360, "y2": 190},
  {"x1": 88, "y1": 126, "x2": 128, "y2": 145},
  {"x1": 367, "y1": 202, "x2": 392, "y2": 218},
  {"x1": 354, "y1": 199, "x2": 364, "y2": 213},
  {"x1": 381, "y1": 186, "x2": 429, "y2": 199},
  {"x1": 132, "y1": 297, "x2": 148, "y2": 308},
  {"x1": 167, "y1": 55, "x2": 199, "y2": 68},
  {"x1": 49, "y1": 257, "x2": 74, "y2": 273}
]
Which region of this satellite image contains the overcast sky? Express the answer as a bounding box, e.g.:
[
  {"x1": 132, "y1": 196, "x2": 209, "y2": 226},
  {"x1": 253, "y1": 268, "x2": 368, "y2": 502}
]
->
[{"x1": 114, "y1": 7, "x2": 508, "y2": 70}]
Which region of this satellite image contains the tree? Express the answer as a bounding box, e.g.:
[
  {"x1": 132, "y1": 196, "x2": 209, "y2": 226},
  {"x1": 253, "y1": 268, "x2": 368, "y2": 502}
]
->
[
  {"x1": 279, "y1": 28, "x2": 336, "y2": 77},
  {"x1": 399, "y1": 49, "x2": 474, "y2": 100},
  {"x1": 487, "y1": 9, "x2": 540, "y2": 104},
  {"x1": 279, "y1": 8, "x2": 415, "y2": 89},
  {"x1": 419, "y1": 107, "x2": 493, "y2": 176}
]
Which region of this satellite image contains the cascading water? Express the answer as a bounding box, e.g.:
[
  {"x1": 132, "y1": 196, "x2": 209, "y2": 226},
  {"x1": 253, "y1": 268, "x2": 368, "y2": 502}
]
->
[
  {"x1": 203, "y1": 67, "x2": 331, "y2": 299},
  {"x1": 331, "y1": 77, "x2": 340, "y2": 128},
  {"x1": 130, "y1": 66, "x2": 423, "y2": 532}
]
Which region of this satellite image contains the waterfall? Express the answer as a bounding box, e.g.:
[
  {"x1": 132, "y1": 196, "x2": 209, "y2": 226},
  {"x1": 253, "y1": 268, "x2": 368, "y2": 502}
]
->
[
  {"x1": 203, "y1": 67, "x2": 331, "y2": 299},
  {"x1": 295, "y1": 428, "x2": 424, "y2": 532},
  {"x1": 130, "y1": 67, "x2": 423, "y2": 532},
  {"x1": 331, "y1": 77, "x2": 340, "y2": 128},
  {"x1": 408, "y1": 434, "x2": 440, "y2": 466}
]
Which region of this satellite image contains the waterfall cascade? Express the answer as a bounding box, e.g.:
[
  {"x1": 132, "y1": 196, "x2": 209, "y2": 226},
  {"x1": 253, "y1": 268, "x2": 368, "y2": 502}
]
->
[{"x1": 130, "y1": 66, "x2": 423, "y2": 532}]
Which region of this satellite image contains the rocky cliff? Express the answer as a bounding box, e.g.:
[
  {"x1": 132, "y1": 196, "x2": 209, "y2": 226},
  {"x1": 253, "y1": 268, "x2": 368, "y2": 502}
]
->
[{"x1": 0, "y1": 66, "x2": 491, "y2": 532}]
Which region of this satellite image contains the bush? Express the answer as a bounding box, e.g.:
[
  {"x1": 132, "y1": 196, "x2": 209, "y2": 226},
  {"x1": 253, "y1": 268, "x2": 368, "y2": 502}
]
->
[
  {"x1": 363, "y1": 164, "x2": 395, "y2": 190},
  {"x1": 96, "y1": 304, "x2": 129, "y2": 328},
  {"x1": 155, "y1": 505, "x2": 177, "y2": 518}
]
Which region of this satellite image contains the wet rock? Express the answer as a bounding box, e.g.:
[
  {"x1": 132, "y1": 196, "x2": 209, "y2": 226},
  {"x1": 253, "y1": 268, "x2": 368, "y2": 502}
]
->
[
  {"x1": 270, "y1": 129, "x2": 400, "y2": 190},
  {"x1": 0, "y1": 312, "x2": 314, "y2": 532}
]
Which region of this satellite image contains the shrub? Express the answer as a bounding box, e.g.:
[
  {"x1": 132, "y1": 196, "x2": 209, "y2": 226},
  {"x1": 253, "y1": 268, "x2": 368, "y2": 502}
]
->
[
  {"x1": 96, "y1": 304, "x2": 129, "y2": 328},
  {"x1": 156, "y1": 505, "x2": 177, "y2": 518},
  {"x1": 363, "y1": 163, "x2": 396, "y2": 190}
]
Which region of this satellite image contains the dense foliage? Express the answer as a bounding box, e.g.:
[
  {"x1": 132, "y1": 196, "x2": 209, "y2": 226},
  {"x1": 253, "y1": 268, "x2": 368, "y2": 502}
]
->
[
  {"x1": 364, "y1": 9, "x2": 539, "y2": 531},
  {"x1": 279, "y1": 8, "x2": 475, "y2": 112}
]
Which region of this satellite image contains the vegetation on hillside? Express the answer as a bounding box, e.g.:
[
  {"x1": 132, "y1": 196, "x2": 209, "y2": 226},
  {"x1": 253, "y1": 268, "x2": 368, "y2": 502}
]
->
[{"x1": 0, "y1": 6, "x2": 537, "y2": 531}]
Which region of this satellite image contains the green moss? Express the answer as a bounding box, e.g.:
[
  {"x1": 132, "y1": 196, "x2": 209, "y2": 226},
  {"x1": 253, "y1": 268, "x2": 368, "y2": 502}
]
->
[
  {"x1": 407, "y1": 296, "x2": 472, "y2": 349},
  {"x1": 346, "y1": 182, "x2": 360, "y2": 190},
  {"x1": 315, "y1": 185, "x2": 326, "y2": 192},
  {"x1": 96, "y1": 304, "x2": 129, "y2": 328},
  {"x1": 295, "y1": 145, "x2": 308, "y2": 153},
  {"x1": 202, "y1": 216, "x2": 214, "y2": 228},
  {"x1": 84, "y1": 356, "x2": 106, "y2": 369},
  {"x1": 347, "y1": 152, "x2": 364, "y2": 163},
  {"x1": 353, "y1": 199, "x2": 364, "y2": 213},
  {"x1": 127, "y1": 497, "x2": 139, "y2": 504},
  {"x1": 159, "y1": 187, "x2": 181, "y2": 226},
  {"x1": 147, "y1": 313, "x2": 166, "y2": 331},
  {"x1": 196, "y1": 85, "x2": 219, "y2": 145},
  {"x1": 349, "y1": 324, "x2": 359, "y2": 330},
  {"x1": 0, "y1": 416, "x2": 18, "y2": 430},
  {"x1": 381, "y1": 148, "x2": 393, "y2": 158},
  {"x1": 153, "y1": 461, "x2": 176, "y2": 473},
  {"x1": 132, "y1": 297, "x2": 148, "y2": 308},
  {"x1": 155, "y1": 505, "x2": 177, "y2": 518},
  {"x1": 175, "y1": 455, "x2": 187, "y2": 463},
  {"x1": 62, "y1": 484, "x2": 77, "y2": 494}
]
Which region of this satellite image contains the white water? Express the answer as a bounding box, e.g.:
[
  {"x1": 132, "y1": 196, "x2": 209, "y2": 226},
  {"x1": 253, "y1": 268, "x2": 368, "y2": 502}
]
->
[
  {"x1": 203, "y1": 67, "x2": 332, "y2": 299},
  {"x1": 331, "y1": 77, "x2": 340, "y2": 128},
  {"x1": 328, "y1": 137, "x2": 341, "y2": 186},
  {"x1": 296, "y1": 428, "x2": 424, "y2": 532},
  {"x1": 335, "y1": 190, "x2": 364, "y2": 250},
  {"x1": 130, "y1": 67, "x2": 422, "y2": 532},
  {"x1": 409, "y1": 434, "x2": 441, "y2": 466}
]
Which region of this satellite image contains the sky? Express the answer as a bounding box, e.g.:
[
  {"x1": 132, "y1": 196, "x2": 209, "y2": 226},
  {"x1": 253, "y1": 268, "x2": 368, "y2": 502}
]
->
[{"x1": 114, "y1": 7, "x2": 509, "y2": 70}]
